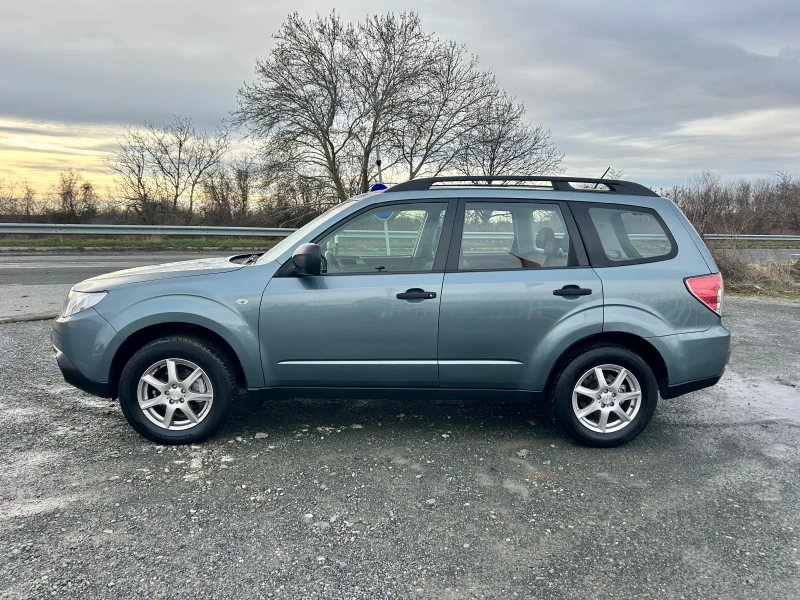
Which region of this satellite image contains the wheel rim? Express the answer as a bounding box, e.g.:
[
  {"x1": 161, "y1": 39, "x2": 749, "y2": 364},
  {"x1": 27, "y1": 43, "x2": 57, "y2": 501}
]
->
[
  {"x1": 572, "y1": 364, "x2": 642, "y2": 434},
  {"x1": 136, "y1": 358, "x2": 214, "y2": 431}
]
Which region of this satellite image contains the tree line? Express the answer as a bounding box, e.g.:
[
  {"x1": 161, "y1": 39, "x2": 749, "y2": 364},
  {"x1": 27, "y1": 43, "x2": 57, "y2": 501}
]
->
[
  {"x1": 4, "y1": 167, "x2": 800, "y2": 236},
  {"x1": 1, "y1": 11, "x2": 798, "y2": 235},
  {"x1": 666, "y1": 171, "x2": 800, "y2": 236}
]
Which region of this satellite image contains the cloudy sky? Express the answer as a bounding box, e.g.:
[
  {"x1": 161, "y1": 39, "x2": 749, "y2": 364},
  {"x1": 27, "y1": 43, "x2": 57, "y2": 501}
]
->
[{"x1": 1, "y1": 0, "x2": 799, "y2": 192}]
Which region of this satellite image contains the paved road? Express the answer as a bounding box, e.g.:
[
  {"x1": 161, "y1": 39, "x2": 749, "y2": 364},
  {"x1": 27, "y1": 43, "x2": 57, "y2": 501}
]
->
[
  {"x1": 1, "y1": 296, "x2": 799, "y2": 599},
  {"x1": 0, "y1": 252, "x2": 221, "y2": 285},
  {"x1": 0, "y1": 253, "x2": 223, "y2": 319}
]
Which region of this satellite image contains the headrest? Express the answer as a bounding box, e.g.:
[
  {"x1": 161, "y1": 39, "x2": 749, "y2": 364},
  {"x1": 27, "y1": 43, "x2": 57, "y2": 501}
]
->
[{"x1": 536, "y1": 227, "x2": 556, "y2": 250}]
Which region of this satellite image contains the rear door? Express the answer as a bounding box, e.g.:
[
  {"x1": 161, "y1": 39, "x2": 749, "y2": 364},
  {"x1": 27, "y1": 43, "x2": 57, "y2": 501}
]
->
[{"x1": 437, "y1": 199, "x2": 603, "y2": 390}]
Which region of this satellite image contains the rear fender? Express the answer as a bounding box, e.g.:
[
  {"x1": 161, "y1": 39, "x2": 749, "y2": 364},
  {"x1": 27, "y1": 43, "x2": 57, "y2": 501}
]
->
[{"x1": 524, "y1": 306, "x2": 604, "y2": 391}]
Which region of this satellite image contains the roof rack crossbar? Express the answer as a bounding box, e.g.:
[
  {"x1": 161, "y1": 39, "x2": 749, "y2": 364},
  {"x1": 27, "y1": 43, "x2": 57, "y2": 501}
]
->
[{"x1": 385, "y1": 176, "x2": 658, "y2": 197}]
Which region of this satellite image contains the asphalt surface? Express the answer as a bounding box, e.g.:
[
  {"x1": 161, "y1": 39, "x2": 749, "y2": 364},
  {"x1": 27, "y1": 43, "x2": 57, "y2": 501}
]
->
[
  {"x1": 0, "y1": 253, "x2": 218, "y2": 319},
  {"x1": 1, "y1": 296, "x2": 799, "y2": 599}
]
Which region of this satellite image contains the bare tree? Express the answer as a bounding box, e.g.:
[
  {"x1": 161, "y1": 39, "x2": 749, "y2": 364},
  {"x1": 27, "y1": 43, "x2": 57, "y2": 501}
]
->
[
  {"x1": 234, "y1": 12, "x2": 528, "y2": 198},
  {"x1": 454, "y1": 94, "x2": 563, "y2": 177},
  {"x1": 235, "y1": 13, "x2": 356, "y2": 202},
  {"x1": 770, "y1": 172, "x2": 800, "y2": 231},
  {"x1": 144, "y1": 117, "x2": 229, "y2": 222},
  {"x1": 0, "y1": 177, "x2": 38, "y2": 218},
  {"x1": 392, "y1": 40, "x2": 498, "y2": 179},
  {"x1": 106, "y1": 125, "x2": 163, "y2": 223},
  {"x1": 49, "y1": 169, "x2": 98, "y2": 223},
  {"x1": 203, "y1": 154, "x2": 260, "y2": 225},
  {"x1": 669, "y1": 171, "x2": 739, "y2": 235},
  {"x1": 106, "y1": 116, "x2": 229, "y2": 223},
  {"x1": 344, "y1": 13, "x2": 434, "y2": 192}
]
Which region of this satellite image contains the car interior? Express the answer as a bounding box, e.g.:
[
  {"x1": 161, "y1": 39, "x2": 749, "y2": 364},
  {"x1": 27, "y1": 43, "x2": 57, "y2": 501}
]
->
[
  {"x1": 318, "y1": 202, "x2": 577, "y2": 273},
  {"x1": 319, "y1": 205, "x2": 447, "y2": 274},
  {"x1": 458, "y1": 206, "x2": 575, "y2": 270}
]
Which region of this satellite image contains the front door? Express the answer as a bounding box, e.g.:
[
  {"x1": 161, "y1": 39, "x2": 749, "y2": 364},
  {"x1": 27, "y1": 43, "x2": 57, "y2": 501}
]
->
[
  {"x1": 260, "y1": 200, "x2": 453, "y2": 388},
  {"x1": 437, "y1": 199, "x2": 603, "y2": 390}
]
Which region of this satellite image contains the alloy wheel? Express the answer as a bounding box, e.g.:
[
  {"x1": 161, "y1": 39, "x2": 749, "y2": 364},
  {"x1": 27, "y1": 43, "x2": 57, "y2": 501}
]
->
[
  {"x1": 571, "y1": 364, "x2": 642, "y2": 434},
  {"x1": 136, "y1": 358, "x2": 214, "y2": 430}
]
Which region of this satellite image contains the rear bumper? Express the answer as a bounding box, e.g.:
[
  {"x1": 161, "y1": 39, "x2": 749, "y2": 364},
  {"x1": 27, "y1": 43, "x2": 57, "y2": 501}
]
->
[
  {"x1": 661, "y1": 374, "x2": 723, "y2": 399},
  {"x1": 54, "y1": 347, "x2": 111, "y2": 398},
  {"x1": 650, "y1": 322, "x2": 730, "y2": 398}
]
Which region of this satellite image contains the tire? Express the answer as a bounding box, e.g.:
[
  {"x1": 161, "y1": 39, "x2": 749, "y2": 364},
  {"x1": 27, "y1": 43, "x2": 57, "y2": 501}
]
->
[
  {"x1": 118, "y1": 336, "x2": 237, "y2": 445},
  {"x1": 550, "y1": 344, "x2": 658, "y2": 447}
]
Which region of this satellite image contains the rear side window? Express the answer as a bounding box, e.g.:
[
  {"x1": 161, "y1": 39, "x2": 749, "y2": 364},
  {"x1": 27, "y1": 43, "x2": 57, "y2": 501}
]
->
[
  {"x1": 457, "y1": 202, "x2": 577, "y2": 270},
  {"x1": 574, "y1": 204, "x2": 676, "y2": 266}
]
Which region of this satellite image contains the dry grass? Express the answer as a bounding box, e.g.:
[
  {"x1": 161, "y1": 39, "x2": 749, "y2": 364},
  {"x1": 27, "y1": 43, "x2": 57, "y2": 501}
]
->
[{"x1": 712, "y1": 248, "x2": 800, "y2": 296}]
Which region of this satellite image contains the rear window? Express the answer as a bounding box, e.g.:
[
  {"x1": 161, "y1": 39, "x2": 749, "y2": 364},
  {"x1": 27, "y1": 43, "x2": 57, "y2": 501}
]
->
[{"x1": 579, "y1": 205, "x2": 676, "y2": 265}]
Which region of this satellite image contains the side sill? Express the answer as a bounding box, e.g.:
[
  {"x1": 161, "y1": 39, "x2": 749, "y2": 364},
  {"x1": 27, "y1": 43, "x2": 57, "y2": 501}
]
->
[
  {"x1": 660, "y1": 375, "x2": 722, "y2": 399},
  {"x1": 248, "y1": 387, "x2": 543, "y2": 403}
]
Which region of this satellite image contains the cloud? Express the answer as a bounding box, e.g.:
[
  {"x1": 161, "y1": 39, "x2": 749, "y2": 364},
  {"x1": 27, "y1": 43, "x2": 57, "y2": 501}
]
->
[{"x1": 0, "y1": 0, "x2": 798, "y2": 189}]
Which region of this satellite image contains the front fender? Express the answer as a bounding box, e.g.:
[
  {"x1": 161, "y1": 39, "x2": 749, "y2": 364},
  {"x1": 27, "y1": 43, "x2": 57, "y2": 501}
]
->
[{"x1": 93, "y1": 269, "x2": 271, "y2": 388}]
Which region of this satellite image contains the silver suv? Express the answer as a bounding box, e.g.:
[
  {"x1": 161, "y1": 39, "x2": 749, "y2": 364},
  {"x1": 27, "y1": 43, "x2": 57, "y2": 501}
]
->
[{"x1": 52, "y1": 176, "x2": 730, "y2": 447}]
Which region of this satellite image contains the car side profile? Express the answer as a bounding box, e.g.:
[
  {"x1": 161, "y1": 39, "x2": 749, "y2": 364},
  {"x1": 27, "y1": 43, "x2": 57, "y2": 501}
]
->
[{"x1": 52, "y1": 176, "x2": 730, "y2": 447}]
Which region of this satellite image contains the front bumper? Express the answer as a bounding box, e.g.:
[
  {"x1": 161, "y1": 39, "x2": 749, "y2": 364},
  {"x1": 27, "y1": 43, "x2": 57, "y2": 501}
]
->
[
  {"x1": 51, "y1": 308, "x2": 122, "y2": 399},
  {"x1": 54, "y1": 347, "x2": 111, "y2": 397}
]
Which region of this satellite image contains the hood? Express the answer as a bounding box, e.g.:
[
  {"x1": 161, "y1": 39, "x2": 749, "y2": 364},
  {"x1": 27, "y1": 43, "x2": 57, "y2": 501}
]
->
[{"x1": 72, "y1": 256, "x2": 244, "y2": 292}]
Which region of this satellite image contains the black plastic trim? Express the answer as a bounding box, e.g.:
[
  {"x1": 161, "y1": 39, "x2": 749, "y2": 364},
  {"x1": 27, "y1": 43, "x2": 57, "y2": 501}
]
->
[
  {"x1": 570, "y1": 202, "x2": 678, "y2": 268},
  {"x1": 386, "y1": 176, "x2": 659, "y2": 197},
  {"x1": 660, "y1": 375, "x2": 722, "y2": 399},
  {"x1": 249, "y1": 387, "x2": 542, "y2": 403},
  {"x1": 55, "y1": 347, "x2": 112, "y2": 398}
]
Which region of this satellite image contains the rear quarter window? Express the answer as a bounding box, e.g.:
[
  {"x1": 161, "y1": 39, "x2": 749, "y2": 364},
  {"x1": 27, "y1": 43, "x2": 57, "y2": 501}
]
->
[{"x1": 572, "y1": 203, "x2": 677, "y2": 267}]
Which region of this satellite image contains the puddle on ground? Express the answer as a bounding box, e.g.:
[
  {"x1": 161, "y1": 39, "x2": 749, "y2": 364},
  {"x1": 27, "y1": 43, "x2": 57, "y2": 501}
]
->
[{"x1": 716, "y1": 370, "x2": 800, "y2": 421}]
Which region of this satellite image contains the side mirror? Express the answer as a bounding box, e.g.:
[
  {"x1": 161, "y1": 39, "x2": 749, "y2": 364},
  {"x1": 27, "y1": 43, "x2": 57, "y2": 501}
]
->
[{"x1": 291, "y1": 243, "x2": 321, "y2": 276}]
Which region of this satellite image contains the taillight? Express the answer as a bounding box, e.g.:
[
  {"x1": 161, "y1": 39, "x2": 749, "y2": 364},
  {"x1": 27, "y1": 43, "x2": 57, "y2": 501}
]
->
[{"x1": 685, "y1": 273, "x2": 723, "y2": 314}]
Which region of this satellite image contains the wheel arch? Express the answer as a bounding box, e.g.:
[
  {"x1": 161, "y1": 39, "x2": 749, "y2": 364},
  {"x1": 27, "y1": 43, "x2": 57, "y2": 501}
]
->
[
  {"x1": 108, "y1": 322, "x2": 248, "y2": 398},
  {"x1": 543, "y1": 332, "x2": 669, "y2": 397}
]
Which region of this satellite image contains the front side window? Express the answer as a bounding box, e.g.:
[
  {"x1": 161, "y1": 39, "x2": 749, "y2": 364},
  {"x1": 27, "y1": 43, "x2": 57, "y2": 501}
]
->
[
  {"x1": 587, "y1": 206, "x2": 674, "y2": 263},
  {"x1": 458, "y1": 202, "x2": 576, "y2": 270},
  {"x1": 258, "y1": 201, "x2": 354, "y2": 265},
  {"x1": 317, "y1": 203, "x2": 448, "y2": 274}
]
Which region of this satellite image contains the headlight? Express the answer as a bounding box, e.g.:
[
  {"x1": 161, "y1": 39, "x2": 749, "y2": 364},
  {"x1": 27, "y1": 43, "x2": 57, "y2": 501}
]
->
[{"x1": 61, "y1": 290, "x2": 107, "y2": 318}]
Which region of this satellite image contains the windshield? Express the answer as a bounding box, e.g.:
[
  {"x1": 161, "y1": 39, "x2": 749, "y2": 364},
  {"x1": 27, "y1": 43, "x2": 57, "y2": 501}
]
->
[{"x1": 257, "y1": 201, "x2": 355, "y2": 265}]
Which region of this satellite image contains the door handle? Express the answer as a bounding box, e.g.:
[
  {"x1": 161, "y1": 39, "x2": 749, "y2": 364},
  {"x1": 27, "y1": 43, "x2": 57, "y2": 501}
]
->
[
  {"x1": 397, "y1": 288, "x2": 437, "y2": 300},
  {"x1": 553, "y1": 285, "x2": 593, "y2": 296}
]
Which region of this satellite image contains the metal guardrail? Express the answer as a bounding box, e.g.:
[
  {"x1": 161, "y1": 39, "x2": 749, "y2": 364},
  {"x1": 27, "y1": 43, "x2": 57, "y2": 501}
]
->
[
  {"x1": 703, "y1": 234, "x2": 800, "y2": 242},
  {"x1": 1, "y1": 223, "x2": 799, "y2": 242},
  {"x1": 0, "y1": 223, "x2": 293, "y2": 237}
]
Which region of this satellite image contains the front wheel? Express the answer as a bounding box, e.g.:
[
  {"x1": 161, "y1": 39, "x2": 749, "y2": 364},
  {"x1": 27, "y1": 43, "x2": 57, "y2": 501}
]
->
[
  {"x1": 118, "y1": 336, "x2": 237, "y2": 444},
  {"x1": 551, "y1": 344, "x2": 658, "y2": 447}
]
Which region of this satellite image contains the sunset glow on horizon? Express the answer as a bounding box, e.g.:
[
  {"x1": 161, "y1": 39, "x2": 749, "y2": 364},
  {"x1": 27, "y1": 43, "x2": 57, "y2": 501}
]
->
[{"x1": 0, "y1": 118, "x2": 121, "y2": 192}]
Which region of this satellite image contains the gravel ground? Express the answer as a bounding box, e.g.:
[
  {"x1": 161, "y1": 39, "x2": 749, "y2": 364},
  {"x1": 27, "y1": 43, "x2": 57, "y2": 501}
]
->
[{"x1": 1, "y1": 296, "x2": 799, "y2": 599}]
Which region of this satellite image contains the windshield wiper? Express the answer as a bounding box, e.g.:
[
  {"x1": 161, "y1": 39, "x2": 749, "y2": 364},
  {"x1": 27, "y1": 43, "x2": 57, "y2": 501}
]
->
[{"x1": 243, "y1": 254, "x2": 259, "y2": 266}]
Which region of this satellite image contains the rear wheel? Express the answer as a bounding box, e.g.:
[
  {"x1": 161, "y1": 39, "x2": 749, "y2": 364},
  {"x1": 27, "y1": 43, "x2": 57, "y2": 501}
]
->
[
  {"x1": 551, "y1": 344, "x2": 657, "y2": 447},
  {"x1": 119, "y1": 336, "x2": 237, "y2": 444}
]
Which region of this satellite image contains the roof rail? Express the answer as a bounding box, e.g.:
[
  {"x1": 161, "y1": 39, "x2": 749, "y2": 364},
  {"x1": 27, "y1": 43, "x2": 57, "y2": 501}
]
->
[{"x1": 385, "y1": 176, "x2": 658, "y2": 197}]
